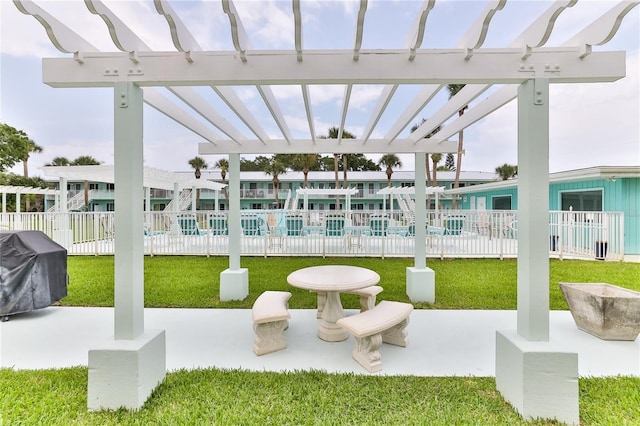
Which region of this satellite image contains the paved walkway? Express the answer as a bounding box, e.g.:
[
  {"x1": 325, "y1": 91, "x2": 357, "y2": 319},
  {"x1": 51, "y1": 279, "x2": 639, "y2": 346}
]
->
[{"x1": 1, "y1": 307, "x2": 638, "y2": 377}]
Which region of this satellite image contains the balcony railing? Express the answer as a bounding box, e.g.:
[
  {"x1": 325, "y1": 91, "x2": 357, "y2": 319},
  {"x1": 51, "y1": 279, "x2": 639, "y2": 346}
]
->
[{"x1": 0, "y1": 210, "x2": 626, "y2": 261}]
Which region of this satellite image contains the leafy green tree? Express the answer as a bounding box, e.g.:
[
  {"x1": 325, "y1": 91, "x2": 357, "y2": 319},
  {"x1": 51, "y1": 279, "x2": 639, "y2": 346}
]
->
[
  {"x1": 240, "y1": 156, "x2": 271, "y2": 171},
  {"x1": 188, "y1": 156, "x2": 208, "y2": 210},
  {"x1": 20, "y1": 139, "x2": 43, "y2": 211},
  {"x1": 495, "y1": 163, "x2": 518, "y2": 180},
  {"x1": 444, "y1": 153, "x2": 455, "y2": 171},
  {"x1": 345, "y1": 154, "x2": 380, "y2": 171},
  {"x1": 0, "y1": 123, "x2": 32, "y2": 172},
  {"x1": 447, "y1": 84, "x2": 467, "y2": 208},
  {"x1": 214, "y1": 158, "x2": 229, "y2": 203},
  {"x1": 264, "y1": 159, "x2": 287, "y2": 206},
  {"x1": 0, "y1": 173, "x2": 48, "y2": 212}
]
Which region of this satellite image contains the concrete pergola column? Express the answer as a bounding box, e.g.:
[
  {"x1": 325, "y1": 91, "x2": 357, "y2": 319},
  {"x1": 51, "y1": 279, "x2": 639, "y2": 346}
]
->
[
  {"x1": 220, "y1": 153, "x2": 248, "y2": 301},
  {"x1": 87, "y1": 82, "x2": 166, "y2": 411},
  {"x1": 406, "y1": 151, "x2": 435, "y2": 302},
  {"x1": 495, "y1": 79, "x2": 578, "y2": 424}
]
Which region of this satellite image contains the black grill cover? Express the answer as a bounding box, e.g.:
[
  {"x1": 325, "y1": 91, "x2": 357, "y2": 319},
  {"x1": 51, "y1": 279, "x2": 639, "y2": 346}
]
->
[{"x1": 0, "y1": 231, "x2": 68, "y2": 317}]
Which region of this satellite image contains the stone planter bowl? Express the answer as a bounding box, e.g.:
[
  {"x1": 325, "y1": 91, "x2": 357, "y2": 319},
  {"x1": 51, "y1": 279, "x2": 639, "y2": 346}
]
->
[{"x1": 559, "y1": 283, "x2": 640, "y2": 341}]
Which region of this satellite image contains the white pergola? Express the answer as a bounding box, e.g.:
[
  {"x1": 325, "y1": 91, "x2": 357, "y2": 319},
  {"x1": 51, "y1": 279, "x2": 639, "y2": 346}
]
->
[
  {"x1": 0, "y1": 185, "x2": 59, "y2": 213},
  {"x1": 41, "y1": 165, "x2": 226, "y2": 213},
  {"x1": 13, "y1": 0, "x2": 638, "y2": 421}
]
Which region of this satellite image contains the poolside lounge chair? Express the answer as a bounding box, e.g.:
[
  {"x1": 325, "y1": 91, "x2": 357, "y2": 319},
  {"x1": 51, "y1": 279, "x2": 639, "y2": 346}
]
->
[
  {"x1": 285, "y1": 213, "x2": 305, "y2": 236},
  {"x1": 325, "y1": 214, "x2": 345, "y2": 237},
  {"x1": 208, "y1": 213, "x2": 228, "y2": 235},
  {"x1": 99, "y1": 215, "x2": 114, "y2": 239},
  {"x1": 444, "y1": 215, "x2": 465, "y2": 236},
  {"x1": 143, "y1": 223, "x2": 165, "y2": 236},
  {"x1": 369, "y1": 214, "x2": 389, "y2": 236},
  {"x1": 241, "y1": 215, "x2": 265, "y2": 236},
  {"x1": 177, "y1": 214, "x2": 207, "y2": 236}
]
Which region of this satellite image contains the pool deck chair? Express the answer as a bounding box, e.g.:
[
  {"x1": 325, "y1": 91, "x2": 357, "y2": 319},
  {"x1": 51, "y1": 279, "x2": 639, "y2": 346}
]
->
[
  {"x1": 325, "y1": 214, "x2": 345, "y2": 237},
  {"x1": 285, "y1": 214, "x2": 305, "y2": 236},
  {"x1": 444, "y1": 215, "x2": 465, "y2": 236},
  {"x1": 369, "y1": 214, "x2": 389, "y2": 236},
  {"x1": 241, "y1": 215, "x2": 265, "y2": 236},
  {"x1": 208, "y1": 213, "x2": 228, "y2": 235},
  {"x1": 177, "y1": 214, "x2": 207, "y2": 236}
]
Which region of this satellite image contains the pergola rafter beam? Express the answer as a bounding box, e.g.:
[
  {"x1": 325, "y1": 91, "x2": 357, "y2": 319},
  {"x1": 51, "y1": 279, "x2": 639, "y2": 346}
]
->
[
  {"x1": 408, "y1": 84, "x2": 490, "y2": 142},
  {"x1": 154, "y1": 0, "x2": 270, "y2": 144},
  {"x1": 425, "y1": 0, "x2": 578, "y2": 144},
  {"x1": 198, "y1": 138, "x2": 458, "y2": 155},
  {"x1": 362, "y1": 0, "x2": 434, "y2": 142},
  {"x1": 353, "y1": 0, "x2": 368, "y2": 61},
  {"x1": 433, "y1": 1, "x2": 638, "y2": 143},
  {"x1": 221, "y1": 0, "x2": 293, "y2": 143},
  {"x1": 301, "y1": 84, "x2": 316, "y2": 143},
  {"x1": 42, "y1": 49, "x2": 626, "y2": 87}
]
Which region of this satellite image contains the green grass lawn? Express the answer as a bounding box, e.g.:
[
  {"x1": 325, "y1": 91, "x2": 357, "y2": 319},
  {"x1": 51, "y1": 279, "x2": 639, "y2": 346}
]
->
[
  {"x1": 1, "y1": 367, "x2": 638, "y2": 425},
  {"x1": 63, "y1": 256, "x2": 640, "y2": 310},
  {"x1": 3, "y1": 256, "x2": 638, "y2": 425}
]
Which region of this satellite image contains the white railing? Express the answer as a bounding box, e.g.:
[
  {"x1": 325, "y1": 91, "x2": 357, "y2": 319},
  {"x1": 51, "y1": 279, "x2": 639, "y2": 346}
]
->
[{"x1": 0, "y1": 210, "x2": 625, "y2": 261}]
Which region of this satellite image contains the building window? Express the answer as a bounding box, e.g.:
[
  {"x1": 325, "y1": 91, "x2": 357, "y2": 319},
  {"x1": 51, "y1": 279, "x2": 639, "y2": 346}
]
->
[
  {"x1": 492, "y1": 196, "x2": 512, "y2": 210},
  {"x1": 106, "y1": 203, "x2": 115, "y2": 211},
  {"x1": 561, "y1": 190, "x2": 602, "y2": 211}
]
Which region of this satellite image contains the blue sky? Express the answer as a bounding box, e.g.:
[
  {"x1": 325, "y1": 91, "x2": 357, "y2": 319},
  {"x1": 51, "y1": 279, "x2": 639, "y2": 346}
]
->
[{"x1": 0, "y1": 1, "x2": 638, "y2": 177}]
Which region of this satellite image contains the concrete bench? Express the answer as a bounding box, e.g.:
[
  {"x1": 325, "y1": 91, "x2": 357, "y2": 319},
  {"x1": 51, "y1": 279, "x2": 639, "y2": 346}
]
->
[
  {"x1": 252, "y1": 291, "x2": 292, "y2": 356},
  {"x1": 315, "y1": 286, "x2": 384, "y2": 319},
  {"x1": 336, "y1": 300, "x2": 413, "y2": 373}
]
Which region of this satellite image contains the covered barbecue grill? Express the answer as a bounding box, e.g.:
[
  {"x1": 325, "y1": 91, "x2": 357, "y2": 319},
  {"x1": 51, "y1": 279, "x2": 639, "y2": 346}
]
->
[{"x1": 0, "y1": 231, "x2": 68, "y2": 321}]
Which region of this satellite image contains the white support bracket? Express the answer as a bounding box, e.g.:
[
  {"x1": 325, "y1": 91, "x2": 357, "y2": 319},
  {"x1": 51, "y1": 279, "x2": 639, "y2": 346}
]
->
[
  {"x1": 118, "y1": 84, "x2": 128, "y2": 108},
  {"x1": 517, "y1": 62, "x2": 561, "y2": 80},
  {"x1": 533, "y1": 78, "x2": 547, "y2": 105},
  {"x1": 129, "y1": 51, "x2": 139, "y2": 64}
]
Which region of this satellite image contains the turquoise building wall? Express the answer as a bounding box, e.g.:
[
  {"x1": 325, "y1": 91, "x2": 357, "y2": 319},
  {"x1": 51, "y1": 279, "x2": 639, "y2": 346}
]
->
[{"x1": 457, "y1": 177, "x2": 639, "y2": 256}]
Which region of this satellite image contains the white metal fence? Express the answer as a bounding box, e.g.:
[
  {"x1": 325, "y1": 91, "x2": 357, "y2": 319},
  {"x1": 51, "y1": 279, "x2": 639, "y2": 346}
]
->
[{"x1": 0, "y1": 209, "x2": 624, "y2": 261}]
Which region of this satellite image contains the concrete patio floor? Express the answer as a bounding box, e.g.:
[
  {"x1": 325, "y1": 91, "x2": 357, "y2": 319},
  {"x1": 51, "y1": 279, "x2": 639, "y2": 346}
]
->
[{"x1": 1, "y1": 307, "x2": 638, "y2": 377}]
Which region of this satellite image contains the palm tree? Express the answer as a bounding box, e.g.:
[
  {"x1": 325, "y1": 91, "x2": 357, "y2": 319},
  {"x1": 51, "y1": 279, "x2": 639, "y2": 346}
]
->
[
  {"x1": 495, "y1": 163, "x2": 518, "y2": 180},
  {"x1": 214, "y1": 158, "x2": 229, "y2": 204},
  {"x1": 447, "y1": 84, "x2": 467, "y2": 208},
  {"x1": 431, "y1": 153, "x2": 442, "y2": 186},
  {"x1": 378, "y1": 153, "x2": 402, "y2": 209},
  {"x1": 188, "y1": 156, "x2": 208, "y2": 210},
  {"x1": 322, "y1": 127, "x2": 355, "y2": 210},
  {"x1": 70, "y1": 155, "x2": 102, "y2": 211},
  {"x1": 411, "y1": 119, "x2": 441, "y2": 187},
  {"x1": 46, "y1": 156, "x2": 70, "y2": 166},
  {"x1": 324, "y1": 127, "x2": 342, "y2": 190},
  {"x1": 22, "y1": 140, "x2": 43, "y2": 211},
  {"x1": 292, "y1": 154, "x2": 319, "y2": 188},
  {"x1": 378, "y1": 154, "x2": 402, "y2": 188},
  {"x1": 264, "y1": 159, "x2": 286, "y2": 207}
]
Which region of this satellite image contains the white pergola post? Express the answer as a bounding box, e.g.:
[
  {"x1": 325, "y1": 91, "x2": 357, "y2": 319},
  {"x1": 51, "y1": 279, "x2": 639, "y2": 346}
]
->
[
  {"x1": 495, "y1": 79, "x2": 578, "y2": 424},
  {"x1": 220, "y1": 153, "x2": 248, "y2": 301},
  {"x1": 2, "y1": 192, "x2": 6, "y2": 213},
  {"x1": 173, "y1": 182, "x2": 180, "y2": 212},
  {"x1": 52, "y1": 177, "x2": 72, "y2": 248},
  {"x1": 145, "y1": 187, "x2": 151, "y2": 212},
  {"x1": 88, "y1": 82, "x2": 165, "y2": 411},
  {"x1": 406, "y1": 152, "x2": 435, "y2": 302},
  {"x1": 191, "y1": 185, "x2": 197, "y2": 211}
]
